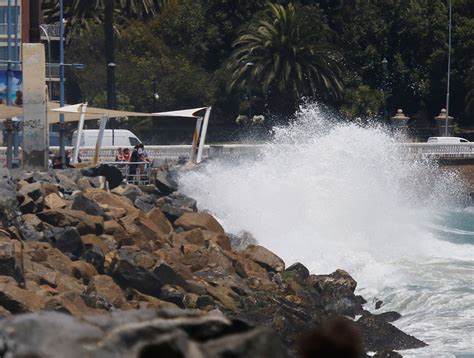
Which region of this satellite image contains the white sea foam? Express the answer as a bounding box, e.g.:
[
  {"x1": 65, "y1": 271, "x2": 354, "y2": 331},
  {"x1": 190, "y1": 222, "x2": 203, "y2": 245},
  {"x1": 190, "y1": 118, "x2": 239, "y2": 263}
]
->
[{"x1": 179, "y1": 103, "x2": 474, "y2": 355}]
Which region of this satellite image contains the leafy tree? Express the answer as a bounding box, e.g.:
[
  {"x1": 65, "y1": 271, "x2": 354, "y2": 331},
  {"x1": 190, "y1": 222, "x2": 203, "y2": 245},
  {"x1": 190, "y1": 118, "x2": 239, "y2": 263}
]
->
[
  {"x1": 227, "y1": 3, "x2": 343, "y2": 115},
  {"x1": 340, "y1": 85, "x2": 385, "y2": 119}
]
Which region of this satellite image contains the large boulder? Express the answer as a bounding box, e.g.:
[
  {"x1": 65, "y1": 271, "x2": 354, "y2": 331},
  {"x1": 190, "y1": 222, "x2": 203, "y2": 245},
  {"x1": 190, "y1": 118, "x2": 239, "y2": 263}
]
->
[
  {"x1": 85, "y1": 275, "x2": 128, "y2": 309},
  {"x1": 81, "y1": 164, "x2": 123, "y2": 190},
  {"x1": 242, "y1": 245, "x2": 285, "y2": 272},
  {"x1": 356, "y1": 312, "x2": 427, "y2": 351},
  {"x1": 37, "y1": 209, "x2": 104, "y2": 236},
  {"x1": 71, "y1": 194, "x2": 106, "y2": 217},
  {"x1": 174, "y1": 212, "x2": 225, "y2": 234}
]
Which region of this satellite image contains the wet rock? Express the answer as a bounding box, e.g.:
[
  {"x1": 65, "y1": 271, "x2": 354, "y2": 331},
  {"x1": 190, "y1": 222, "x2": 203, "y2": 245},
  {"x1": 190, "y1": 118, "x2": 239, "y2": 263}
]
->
[
  {"x1": 154, "y1": 170, "x2": 178, "y2": 194},
  {"x1": 285, "y1": 262, "x2": 310, "y2": 282},
  {"x1": 174, "y1": 212, "x2": 225, "y2": 234},
  {"x1": 227, "y1": 231, "x2": 258, "y2": 251},
  {"x1": 71, "y1": 194, "x2": 106, "y2": 217},
  {"x1": 242, "y1": 245, "x2": 285, "y2": 272},
  {"x1": 356, "y1": 312, "x2": 427, "y2": 351},
  {"x1": 372, "y1": 311, "x2": 402, "y2": 323},
  {"x1": 373, "y1": 350, "x2": 403, "y2": 358}
]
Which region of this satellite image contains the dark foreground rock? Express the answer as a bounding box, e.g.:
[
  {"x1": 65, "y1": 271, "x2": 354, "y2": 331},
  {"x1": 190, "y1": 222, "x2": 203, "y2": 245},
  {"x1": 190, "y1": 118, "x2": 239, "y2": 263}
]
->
[
  {"x1": 0, "y1": 309, "x2": 288, "y2": 358},
  {"x1": 0, "y1": 166, "x2": 427, "y2": 357}
]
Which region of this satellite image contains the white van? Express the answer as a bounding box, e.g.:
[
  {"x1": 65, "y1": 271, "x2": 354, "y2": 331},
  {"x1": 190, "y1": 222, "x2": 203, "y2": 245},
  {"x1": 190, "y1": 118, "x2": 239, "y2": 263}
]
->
[
  {"x1": 427, "y1": 137, "x2": 469, "y2": 144},
  {"x1": 71, "y1": 129, "x2": 142, "y2": 147}
]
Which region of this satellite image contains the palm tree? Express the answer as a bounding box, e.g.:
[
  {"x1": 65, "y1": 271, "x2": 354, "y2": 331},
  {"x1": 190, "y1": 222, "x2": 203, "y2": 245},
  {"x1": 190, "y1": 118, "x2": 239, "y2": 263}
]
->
[
  {"x1": 43, "y1": 0, "x2": 161, "y2": 109},
  {"x1": 228, "y1": 3, "x2": 343, "y2": 113}
]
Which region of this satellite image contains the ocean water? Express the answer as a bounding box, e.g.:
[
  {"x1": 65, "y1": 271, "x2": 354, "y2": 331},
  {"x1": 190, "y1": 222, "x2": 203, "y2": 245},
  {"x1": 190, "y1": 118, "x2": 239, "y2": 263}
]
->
[{"x1": 179, "y1": 104, "x2": 474, "y2": 357}]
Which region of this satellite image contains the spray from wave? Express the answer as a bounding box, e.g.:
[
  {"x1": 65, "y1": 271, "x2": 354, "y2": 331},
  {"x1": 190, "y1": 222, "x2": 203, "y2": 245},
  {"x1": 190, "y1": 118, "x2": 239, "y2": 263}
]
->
[{"x1": 179, "y1": 103, "x2": 474, "y2": 355}]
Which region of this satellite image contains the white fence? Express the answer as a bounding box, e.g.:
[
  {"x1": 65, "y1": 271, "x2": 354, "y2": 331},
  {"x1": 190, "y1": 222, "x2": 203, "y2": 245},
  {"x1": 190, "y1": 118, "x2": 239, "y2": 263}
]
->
[{"x1": 1, "y1": 143, "x2": 474, "y2": 163}]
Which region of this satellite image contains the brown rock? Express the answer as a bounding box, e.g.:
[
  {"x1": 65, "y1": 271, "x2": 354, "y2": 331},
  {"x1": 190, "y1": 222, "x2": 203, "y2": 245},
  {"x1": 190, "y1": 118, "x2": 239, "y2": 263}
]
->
[
  {"x1": 202, "y1": 231, "x2": 232, "y2": 251},
  {"x1": 172, "y1": 228, "x2": 205, "y2": 246},
  {"x1": 22, "y1": 214, "x2": 43, "y2": 231},
  {"x1": 103, "y1": 220, "x2": 128, "y2": 243},
  {"x1": 81, "y1": 234, "x2": 110, "y2": 255},
  {"x1": 44, "y1": 193, "x2": 66, "y2": 210},
  {"x1": 44, "y1": 291, "x2": 103, "y2": 316},
  {"x1": 174, "y1": 212, "x2": 225, "y2": 234},
  {"x1": 86, "y1": 275, "x2": 128, "y2": 309},
  {"x1": 37, "y1": 209, "x2": 104, "y2": 235},
  {"x1": 0, "y1": 276, "x2": 46, "y2": 313},
  {"x1": 207, "y1": 285, "x2": 240, "y2": 310},
  {"x1": 146, "y1": 208, "x2": 173, "y2": 236},
  {"x1": 55, "y1": 273, "x2": 86, "y2": 294},
  {"x1": 83, "y1": 188, "x2": 137, "y2": 216},
  {"x1": 243, "y1": 245, "x2": 285, "y2": 272},
  {"x1": 23, "y1": 259, "x2": 58, "y2": 288},
  {"x1": 71, "y1": 260, "x2": 98, "y2": 285},
  {"x1": 181, "y1": 244, "x2": 209, "y2": 272},
  {"x1": 127, "y1": 289, "x2": 179, "y2": 310}
]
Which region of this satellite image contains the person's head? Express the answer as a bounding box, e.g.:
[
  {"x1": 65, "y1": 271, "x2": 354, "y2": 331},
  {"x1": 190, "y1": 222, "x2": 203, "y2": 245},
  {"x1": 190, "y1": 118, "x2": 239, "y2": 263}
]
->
[
  {"x1": 138, "y1": 143, "x2": 144, "y2": 149},
  {"x1": 123, "y1": 148, "x2": 130, "y2": 154},
  {"x1": 117, "y1": 147, "x2": 122, "y2": 153},
  {"x1": 134, "y1": 144, "x2": 140, "y2": 150}
]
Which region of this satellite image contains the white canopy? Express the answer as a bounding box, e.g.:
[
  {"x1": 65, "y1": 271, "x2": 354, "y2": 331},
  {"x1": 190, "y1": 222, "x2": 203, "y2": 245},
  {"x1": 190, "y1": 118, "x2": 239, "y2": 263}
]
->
[
  {"x1": 151, "y1": 107, "x2": 208, "y2": 118},
  {"x1": 50, "y1": 103, "x2": 152, "y2": 123}
]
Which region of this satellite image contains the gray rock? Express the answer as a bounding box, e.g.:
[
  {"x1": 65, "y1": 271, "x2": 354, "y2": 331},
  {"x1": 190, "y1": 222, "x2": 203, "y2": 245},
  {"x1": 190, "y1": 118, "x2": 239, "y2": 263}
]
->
[
  {"x1": 54, "y1": 226, "x2": 82, "y2": 257},
  {"x1": 71, "y1": 194, "x2": 106, "y2": 217},
  {"x1": 135, "y1": 194, "x2": 156, "y2": 213}
]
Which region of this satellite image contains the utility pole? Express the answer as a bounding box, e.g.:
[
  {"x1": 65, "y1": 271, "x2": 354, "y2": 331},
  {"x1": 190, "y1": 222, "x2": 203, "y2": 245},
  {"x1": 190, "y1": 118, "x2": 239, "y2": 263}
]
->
[
  {"x1": 59, "y1": 0, "x2": 66, "y2": 161},
  {"x1": 445, "y1": 0, "x2": 452, "y2": 136}
]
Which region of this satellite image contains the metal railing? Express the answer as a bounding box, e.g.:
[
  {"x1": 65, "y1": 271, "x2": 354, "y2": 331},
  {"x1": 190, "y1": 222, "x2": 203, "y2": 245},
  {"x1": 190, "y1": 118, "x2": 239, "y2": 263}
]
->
[
  {"x1": 2, "y1": 143, "x2": 474, "y2": 164},
  {"x1": 39, "y1": 23, "x2": 61, "y2": 39}
]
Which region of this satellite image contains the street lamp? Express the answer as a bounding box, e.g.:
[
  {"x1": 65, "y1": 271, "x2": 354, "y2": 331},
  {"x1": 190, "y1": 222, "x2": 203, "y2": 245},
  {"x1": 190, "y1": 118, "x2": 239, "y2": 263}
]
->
[{"x1": 381, "y1": 58, "x2": 388, "y2": 120}]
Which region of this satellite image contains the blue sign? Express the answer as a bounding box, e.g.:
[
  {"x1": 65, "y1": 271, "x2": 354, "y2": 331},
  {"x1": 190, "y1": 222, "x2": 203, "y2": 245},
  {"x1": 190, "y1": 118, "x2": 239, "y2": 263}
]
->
[{"x1": 0, "y1": 70, "x2": 22, "y2": 105}]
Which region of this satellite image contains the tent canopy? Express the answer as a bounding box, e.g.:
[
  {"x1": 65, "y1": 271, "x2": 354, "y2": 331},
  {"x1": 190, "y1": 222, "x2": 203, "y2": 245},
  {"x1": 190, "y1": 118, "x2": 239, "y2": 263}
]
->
[
  {"x1": 0, "y1": 102, "x2": 210, "y2": 123},
  {"x1": 151, "y1": 107, "x2": 207, "y2": 118}
]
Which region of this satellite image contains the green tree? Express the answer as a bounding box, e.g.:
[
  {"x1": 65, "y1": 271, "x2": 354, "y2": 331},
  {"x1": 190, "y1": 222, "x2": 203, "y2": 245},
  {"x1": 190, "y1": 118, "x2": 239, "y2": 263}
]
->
[{"x1": 227, "y1": 3, "x2": 343, "y2": 116}]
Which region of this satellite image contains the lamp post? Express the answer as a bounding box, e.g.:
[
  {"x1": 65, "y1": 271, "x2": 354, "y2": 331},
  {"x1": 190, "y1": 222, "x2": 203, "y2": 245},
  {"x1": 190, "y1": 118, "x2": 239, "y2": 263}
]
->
[
  {"x1": 245, "y1": 62, "x2": 255, "y2": 119},
  {"x1": 381, "y1": 57, "x2": 389, "y2": 121},
  {"x1": 59, "y1": 0, "x2": 66, "y2": 162},
  {"x1": 445, "y1": 0, "x2": 452, "y2": 136}
]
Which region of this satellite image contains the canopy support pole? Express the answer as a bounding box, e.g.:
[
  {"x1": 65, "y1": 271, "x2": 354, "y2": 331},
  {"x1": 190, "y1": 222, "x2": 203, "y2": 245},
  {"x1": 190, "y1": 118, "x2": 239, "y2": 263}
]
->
[
  {"x1": 72, "y1": 103, "x2": 88, "y2": 164},
  {"x1": 93, "y1": 115, "x2": 108, "y2": 165},
  {"x1": 196, "y1": 107, "x2": 211, "y2": 163},
  {"x1": 190, "y1": 117, "x2": 203, "y2": 163}
]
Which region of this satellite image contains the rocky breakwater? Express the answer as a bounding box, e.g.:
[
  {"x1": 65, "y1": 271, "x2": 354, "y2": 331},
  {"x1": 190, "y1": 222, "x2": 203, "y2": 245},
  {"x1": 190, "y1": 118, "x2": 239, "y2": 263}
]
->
[{"x1": 0, "y1": 164, "x2": 426, "y2": 357}]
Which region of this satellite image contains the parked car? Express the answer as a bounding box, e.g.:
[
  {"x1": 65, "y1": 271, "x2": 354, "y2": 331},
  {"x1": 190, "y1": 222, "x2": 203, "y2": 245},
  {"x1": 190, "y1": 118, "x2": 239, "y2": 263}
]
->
[
  {"x1": 71, "y1": 129, "x2": 142, "y2": 147},
  {"x1": 427, "y1": 137, "x2": 470, "y2": 144}
]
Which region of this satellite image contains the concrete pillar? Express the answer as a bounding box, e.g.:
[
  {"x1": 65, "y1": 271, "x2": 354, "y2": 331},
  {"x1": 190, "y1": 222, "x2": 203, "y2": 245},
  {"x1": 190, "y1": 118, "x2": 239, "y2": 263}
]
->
[
  {"x1": 391, "y1": 109, "x2": 409, "y2": 130},
  {"x1": 22, "y1": 43, "x2": 48, "y2": 171},
  {"x1": 434, "y1": 109, "x2": 454, "y2": 136}
]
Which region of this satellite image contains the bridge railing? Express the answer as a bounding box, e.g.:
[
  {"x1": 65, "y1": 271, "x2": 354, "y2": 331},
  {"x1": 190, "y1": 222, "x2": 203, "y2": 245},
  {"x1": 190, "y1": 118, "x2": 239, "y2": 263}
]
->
[{"x1": 1, "y1": 143, "x2": 474, "y2": 163}]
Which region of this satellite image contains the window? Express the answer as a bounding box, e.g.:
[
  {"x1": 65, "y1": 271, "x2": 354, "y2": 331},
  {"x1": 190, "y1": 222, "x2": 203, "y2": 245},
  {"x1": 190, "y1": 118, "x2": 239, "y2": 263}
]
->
[{"x1": 129, "y1": 137, "x2": 140, "y2": 146}]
